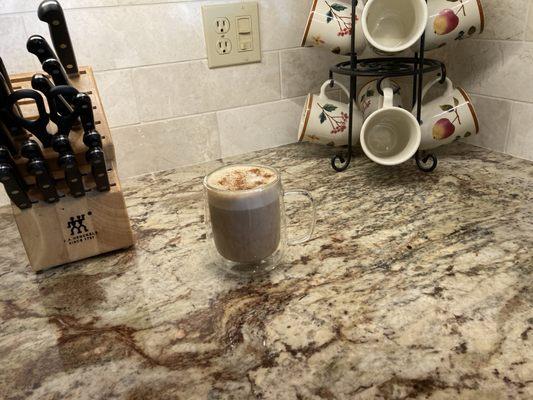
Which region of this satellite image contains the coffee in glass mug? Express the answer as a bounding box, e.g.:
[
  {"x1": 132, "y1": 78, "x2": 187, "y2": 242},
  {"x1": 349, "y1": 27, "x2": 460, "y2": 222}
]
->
[{"x1": 203, "y1": 164, "x2": 316, "y2": 274}]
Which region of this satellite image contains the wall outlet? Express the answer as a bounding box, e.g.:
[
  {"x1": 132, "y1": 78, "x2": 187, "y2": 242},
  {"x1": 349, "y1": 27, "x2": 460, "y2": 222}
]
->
[
  {"x1": 215, "y1": 17, "x2": 230, "y2": 34},
  {"x1": 202, "y1": 2, "x2": 261, "y2": 69},
  {"x1": 216, "y1": 38, "x2": 232, "y2": 55}
]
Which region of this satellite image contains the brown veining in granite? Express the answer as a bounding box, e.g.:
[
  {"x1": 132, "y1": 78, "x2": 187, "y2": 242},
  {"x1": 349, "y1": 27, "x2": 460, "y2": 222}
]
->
[{"x1": 0, "y1": 143, "x2": 532, "y2": 399}]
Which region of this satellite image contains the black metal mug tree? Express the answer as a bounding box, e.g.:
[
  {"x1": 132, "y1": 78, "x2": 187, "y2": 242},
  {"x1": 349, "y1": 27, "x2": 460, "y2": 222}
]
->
[{"x1": 329, "y1": 0, "x2": 445, "y2": 173}]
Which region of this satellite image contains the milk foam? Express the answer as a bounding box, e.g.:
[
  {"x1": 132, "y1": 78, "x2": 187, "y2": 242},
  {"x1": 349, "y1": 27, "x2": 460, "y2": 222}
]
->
[
  {"x1": 206, "y1": 165, "x2": 280, "y2": 211},
  {"x1": 207, "y1": 165, "x2": 277, "y2": 191}
]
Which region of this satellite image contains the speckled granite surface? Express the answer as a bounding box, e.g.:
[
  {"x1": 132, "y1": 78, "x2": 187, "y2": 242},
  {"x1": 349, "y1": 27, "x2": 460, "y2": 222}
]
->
[{"x1": 0, "y1": 143, "x2": 532, "y2": 399}]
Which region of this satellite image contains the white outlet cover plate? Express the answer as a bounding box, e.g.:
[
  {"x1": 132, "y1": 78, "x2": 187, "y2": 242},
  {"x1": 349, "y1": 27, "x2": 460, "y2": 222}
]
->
[{"x1": 202, "y1": 2, "x2": 261, "y2": 69}]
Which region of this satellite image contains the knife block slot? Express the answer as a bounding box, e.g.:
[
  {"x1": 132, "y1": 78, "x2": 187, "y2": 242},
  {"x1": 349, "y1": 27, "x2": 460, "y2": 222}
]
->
[{"x1": 6, "y1": 66, "x2": 134, "y2": 272}]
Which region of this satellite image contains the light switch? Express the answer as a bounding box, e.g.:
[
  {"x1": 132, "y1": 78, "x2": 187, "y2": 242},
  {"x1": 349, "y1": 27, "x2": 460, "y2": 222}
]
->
[
  {"x1": 202, "y1": 2, "x2": 261, "y2": 68},
  {"x1": 237, "y1": 17, "x2": 251, "y2": 33},
  {"x1": 239, "y1": 40, "x2": 252, "y2": 51}
]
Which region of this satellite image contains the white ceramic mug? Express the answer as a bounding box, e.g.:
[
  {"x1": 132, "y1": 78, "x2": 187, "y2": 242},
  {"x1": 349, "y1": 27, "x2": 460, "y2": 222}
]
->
[
  {"x1": 301, "y1": 0, "x2": 366, "y2": 55},
  {"x1": 420, "y1": 0, "x2": 485, "y2": 51},
  {"x1": 362, "y1": 0, "x2": 428, "y2": 54},
  {"x1": 414, "y1": 77, "x2": 479, "y2": 150},
  {"x1": 298, "y1": 80, "x2": 363, "y2": 147},
  {"x1": 360, "y1": 87, "x2": 421, "y2": 166},
  {"x1": 358, "y1": 78, "x2": 403, "y2": 120}
]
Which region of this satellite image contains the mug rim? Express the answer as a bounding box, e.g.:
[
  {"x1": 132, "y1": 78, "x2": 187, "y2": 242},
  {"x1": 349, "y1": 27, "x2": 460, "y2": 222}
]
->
[
  {"x1": 204, "y1": 164, "x2": 281, "y2": 194},
  {"x1": 457, "y1": 87, "x2": 480, "y2": 134},
  {"x1": 300, "y1": 0, "x2": 320, "y2": 47},
  {"x1": 476, "y1": 0, "x2": 485, "y2": 34},
  {"x1": 360, "y1": 107, "x2": 421, "y2": 166},
  {"x1": 362, "y1": 0, "x2": 428, "y2": 53},
  {"x1": 298, "y1": 94, "x2": 314, "y2": 142}
]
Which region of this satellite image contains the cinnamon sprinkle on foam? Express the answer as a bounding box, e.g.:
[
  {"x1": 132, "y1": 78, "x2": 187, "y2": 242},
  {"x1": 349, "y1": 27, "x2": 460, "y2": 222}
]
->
[{"x1": 214, "y1": 166, "x2": 276, "y2": 191}]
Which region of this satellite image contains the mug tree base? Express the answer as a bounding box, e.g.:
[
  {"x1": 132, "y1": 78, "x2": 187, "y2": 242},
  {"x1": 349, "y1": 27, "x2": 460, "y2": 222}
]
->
[{"x1": 415, "y1": 151, "x2": 438, "y2": 173}]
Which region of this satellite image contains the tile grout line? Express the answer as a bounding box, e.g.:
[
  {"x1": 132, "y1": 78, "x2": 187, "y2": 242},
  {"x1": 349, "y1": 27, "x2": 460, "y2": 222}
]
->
[
  {"x1": 278, "y1": 50, "x2": 284, "y2": 99},
  {"x1": 110, "y1": 93, "x2": 308, "y2": 130},
  {"x1": 91, "y1": 47, "x2": 303, "y2": 74},
  {"x1": 523, "y1": 0, "x2": 532, "y2": 42},
  {"x1": 468, "y1": 91, "x2": 533, "y2": 105},
  {"x1": 0, "y1": 1, "x2": 212, "y2": 16},
  {"x1": 469, "y1": 37, "x2": 531, "y2": 44},
  {"x1": 278, "y1": 51, "x2": 283, "y2": 98},
  {"x1": 503, "y1": 101, "x2": 514, "y2": 154}
]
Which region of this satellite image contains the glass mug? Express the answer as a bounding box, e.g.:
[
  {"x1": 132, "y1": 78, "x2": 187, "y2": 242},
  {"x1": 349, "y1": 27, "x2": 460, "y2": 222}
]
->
[{"x1": 203, "y1": 164, "x2": 316, "y2": 275}]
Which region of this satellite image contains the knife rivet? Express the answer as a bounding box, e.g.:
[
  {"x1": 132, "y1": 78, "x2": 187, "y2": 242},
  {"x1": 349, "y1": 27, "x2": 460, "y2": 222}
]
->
[
  {"x1": 12, "y1": 190, "x2": 20, "y2": 194},
  {"x1": 67, "y1": 64, "x2": 74, "y2": 69},
  {"x1": 53, "y1": 20, "x2": 60, "y2": 26},
  {"x1": 43, "y1": 184, "x2": 50, "y2": 189},
  {"x1": 60, "y1": 44, "x2": 67, "y2": 49}
]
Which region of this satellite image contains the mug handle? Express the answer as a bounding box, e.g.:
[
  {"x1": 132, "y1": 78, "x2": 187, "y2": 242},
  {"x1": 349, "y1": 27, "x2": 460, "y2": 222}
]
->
[
  {"x1": 284, "y1": 189, "x2": 316, "y2": 245},
  {"x1": 417, "y1": 77, "x2": 454, "y2": 107},
  {"x1": 320, "y1": 79, "x2": 351, "y2": 101},
  {"x1": 381, "y1": 87, "x2": 394, "y2": 109}
]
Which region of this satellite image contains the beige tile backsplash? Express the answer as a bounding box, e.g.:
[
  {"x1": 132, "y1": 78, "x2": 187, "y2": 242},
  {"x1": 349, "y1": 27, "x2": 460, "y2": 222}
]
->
[
  {"x1": 435, "y1": 0, "x2": 533, "y2": 162},
  {"x1": 132, "y1": 52, "x2": 281, "y2": 122},
  {"x1": 0, "y1": 0, "x2": 532, "y2": 207}
]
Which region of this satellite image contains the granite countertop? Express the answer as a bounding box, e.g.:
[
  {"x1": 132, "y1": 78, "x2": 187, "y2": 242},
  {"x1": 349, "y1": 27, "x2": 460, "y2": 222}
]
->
[{"x1": 0, "y1": 143, "x2": 532, "y2": 399}]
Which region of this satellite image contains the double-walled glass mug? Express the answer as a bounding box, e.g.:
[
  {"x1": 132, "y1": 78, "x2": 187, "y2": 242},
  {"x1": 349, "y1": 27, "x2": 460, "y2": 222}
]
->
[{"x1": 203, "y1": 164, "x2": 316, "y2": 275}]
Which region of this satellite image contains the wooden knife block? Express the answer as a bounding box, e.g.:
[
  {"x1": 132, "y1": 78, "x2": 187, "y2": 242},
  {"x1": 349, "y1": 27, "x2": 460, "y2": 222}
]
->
[{"x1": 7, "y1": 66, "x2": 134, "y2": 272}]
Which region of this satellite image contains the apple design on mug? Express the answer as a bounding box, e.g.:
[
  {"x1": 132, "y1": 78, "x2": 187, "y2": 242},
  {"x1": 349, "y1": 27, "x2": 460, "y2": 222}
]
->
[
  {"x1": 432, "y1": 118, "x2": 456, "y2": 140},
  {"x1": 434, "y1": 9, "x2": 460, "y2": 35}
]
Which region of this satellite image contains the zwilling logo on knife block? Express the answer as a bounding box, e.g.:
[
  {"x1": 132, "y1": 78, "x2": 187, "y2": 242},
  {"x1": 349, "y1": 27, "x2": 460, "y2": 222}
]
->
[{"x1": 65, "y1": 211, "x2": 97, "y2": 245}]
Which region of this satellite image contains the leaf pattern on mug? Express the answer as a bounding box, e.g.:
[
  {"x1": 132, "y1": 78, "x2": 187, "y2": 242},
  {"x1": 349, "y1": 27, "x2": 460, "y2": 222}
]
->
[
  {"x1": 324, "y1": 1, "x2": 353, "y2": 37},
  {"x1": 318, "y1": 103, "x2": 348, "y2": 134},
  {"x1": 312, "y1": 35, "x2": 325, "y2": 45}
]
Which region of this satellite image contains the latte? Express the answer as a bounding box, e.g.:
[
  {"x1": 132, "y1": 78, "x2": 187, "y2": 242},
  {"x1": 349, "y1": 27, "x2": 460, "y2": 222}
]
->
[{"x1": 205, "y1": 165, "x2": 281, "y2": 264}]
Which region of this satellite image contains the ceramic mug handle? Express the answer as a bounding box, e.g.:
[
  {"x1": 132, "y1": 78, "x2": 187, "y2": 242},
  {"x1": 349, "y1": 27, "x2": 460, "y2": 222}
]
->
[
  {"x1": 381, "y1": 87, "x2": 394, "y2": 109},
  {"x1": 418, "y1": 77, "x2": 455, "y2": 106},
  {"x1": 284, "y1": 189, "x2": 316, "y2": 245},
  {"x1": 320, "y1": 79, "x2": 351, "y2": 101}
]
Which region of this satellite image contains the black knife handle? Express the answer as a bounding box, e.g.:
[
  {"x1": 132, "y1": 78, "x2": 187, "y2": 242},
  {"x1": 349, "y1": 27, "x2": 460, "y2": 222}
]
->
[
  {"x1": 48, "y1": 85, "x2": 79, "y2": 134},
  {"x1": 29, "y1": 159, "x2": 59, "y2": 203},
  {"x1": 53, "y1": 134, "x2": 85, "y2": 197},
  {"x1": 31, "y1": 73, "x2": 53, "y2": 95},
  {"x1": 21, "y1": 139, "x2": 59, "y2": 203},
  {"x1": 0, "y1": 74, "x2": 26, "y2": 139},
  {"x1": 0, "y1": 58, "x2": 22, "y2": 118},
  {"x1": 0, "y1": 163, "x2": 32, "y2": 209},
  {"x1": 26, "y1": 35, "x2": 58, "y2": 65},
  {"x1": 87, "y1": 147, "x2": 110, "y2": 192},
  {"x1": 59, "y1": 153, "x2": 85, "y2": 197},
  {"x1": 0, "y1": 145, "x2": 27, "y2": 190},
  {"x1": 73, "y1": 93, "x2": 95, "y2": 133},
  {"x1": 42, "y1": 58, "x2": 70, "y2": 87},
  {"x1": 7, "y1": 89, "x2": 53, "y2": 148},
  {"x1": 31, "y1": 73, "x2": 72, "y2": 116},
  {"x1": 0, "y1": 123, "x2": 18, "y2": 155},
  {"x1": 83, "y1": 129, "x2": 102, "y2": 149},
  {"x1": 0, "y1": 58, "x2": 14, "y2": 93},
  {"x1": 38, "y1": 1, "x2": 78, "y2": 76}
]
